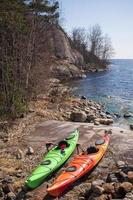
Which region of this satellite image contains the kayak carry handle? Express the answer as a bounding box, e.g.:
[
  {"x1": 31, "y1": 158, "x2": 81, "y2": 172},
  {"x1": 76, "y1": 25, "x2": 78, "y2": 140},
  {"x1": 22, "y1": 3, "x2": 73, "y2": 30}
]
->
[
  {"x1": 104, "y1": 129, "x2": 112, "y2": 135},
  {"x1": 46, "y1": 142, "x2": 55, "y2": 152},
  {"x1": 76, "y1": 143, "x2": 85, "y2": 154}
]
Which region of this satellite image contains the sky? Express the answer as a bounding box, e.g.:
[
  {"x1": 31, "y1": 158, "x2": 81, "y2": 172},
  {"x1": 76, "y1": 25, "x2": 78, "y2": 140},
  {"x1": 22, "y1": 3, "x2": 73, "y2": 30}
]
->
[{"x1": 59, "y1": 0, "x2": 133, "y2": 59}]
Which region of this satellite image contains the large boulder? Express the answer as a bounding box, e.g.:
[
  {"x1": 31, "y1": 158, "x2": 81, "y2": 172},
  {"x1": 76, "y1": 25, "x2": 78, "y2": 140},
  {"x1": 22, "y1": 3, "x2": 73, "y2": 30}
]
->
[
  {"x1": 70, "y1": 111, "x2": 87, "y2": 122},
  {"x1": 48, "y1": 25, "x2": 86, "y2": 79},
  {"x1": 51, "y1": 61, "x2": 84, "y2": 79},
  {"x1": 99, "y1": 118, "x2": 113, "y2": 125},
  {"x1": 50, "y1": 26, "x2": 84, "y2": 67}
]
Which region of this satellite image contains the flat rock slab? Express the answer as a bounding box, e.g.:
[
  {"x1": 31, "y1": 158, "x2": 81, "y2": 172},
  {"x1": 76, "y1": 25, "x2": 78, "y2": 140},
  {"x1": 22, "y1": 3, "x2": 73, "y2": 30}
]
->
[
  {"x1": 25, "y1": 120, "x2": 133, "y2": 164},
  {"x1": 24, "y1": 120, "x2": 133, "y2": 200}
]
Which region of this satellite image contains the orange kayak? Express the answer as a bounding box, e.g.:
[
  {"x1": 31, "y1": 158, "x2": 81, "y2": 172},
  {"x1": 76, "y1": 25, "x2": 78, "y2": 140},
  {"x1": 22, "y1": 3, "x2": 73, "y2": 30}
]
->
[{"x1": 47, "y1": 134, "x2": 110, "y2": 197}]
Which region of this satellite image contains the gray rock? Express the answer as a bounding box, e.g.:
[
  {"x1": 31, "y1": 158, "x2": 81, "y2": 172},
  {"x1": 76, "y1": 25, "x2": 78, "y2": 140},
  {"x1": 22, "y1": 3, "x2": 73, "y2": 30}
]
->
[
  {"x1": 117, "y1": 161, "x2": 126, "y2": 168},
  {"x1": 70, "y1": 111, "x2": 87, "y2": 122},
  {"x1": 7, "y1": 192, "x2": 16, "y2": 200},
  {"x1": 87, "y1": 114, "x2": 95, "y2": 122},
  {"x1": 118, "y1": 171, "x2": 128, "y2": 182},
  {"x1": 79, "y1": 197, "x2": 85, "y2": 200},
  {"x1": 93, "y1": 194, "x2": 111, "y2": 200},
  {"x1": 2, "y1": 176, "x2": 14, "y2": 184},
  {"x1": 92, "y1": 179, "x2": 105, "y2": 187},
  {"x1": 0, "y1": 188, "x2": 4, "y2": 198},
  {"x1": 124, "y1": 191, "x2": 133, "y2": 199},
  {"x1": 92, "y1": 185, "x2": 105, "y2": 195},
  {"x1": 107, "y1": 173, "x2": 118, "y2": 183},
  {"x1": 124, "y1": 113, "x2": 133, "y2": 118},
  {"x1": 130, "y1": 124, "x2": 133, "y2": 130},
  {"x1": 94, "y1": 121, "x2": 100, "y2": 125},
  {"x1": 26, "y1": 147, "x2": 34, "y2": 155},
  {"x1": 99, "y1": 118, "x2": 113, "y2": 125},
  {"x1": 16, "y1": 149, "x2": 24, "y2": 160}
]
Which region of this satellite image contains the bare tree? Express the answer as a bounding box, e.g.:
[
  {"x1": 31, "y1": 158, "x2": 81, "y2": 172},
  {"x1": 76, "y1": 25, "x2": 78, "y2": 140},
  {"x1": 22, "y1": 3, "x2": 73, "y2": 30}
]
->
[
  {"x1": 101, "y1": 34, "x2": 114, "y2": 60},
  {"x1": 88, "y1": 24, "x2": 103, "y2": 57}
]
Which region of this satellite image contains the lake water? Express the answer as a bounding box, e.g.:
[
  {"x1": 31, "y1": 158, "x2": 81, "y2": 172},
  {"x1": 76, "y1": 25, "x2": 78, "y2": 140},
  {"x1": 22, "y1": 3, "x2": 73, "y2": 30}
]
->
[{"x1": 69, "y1": 59, "x2": 133, "y2": 126}]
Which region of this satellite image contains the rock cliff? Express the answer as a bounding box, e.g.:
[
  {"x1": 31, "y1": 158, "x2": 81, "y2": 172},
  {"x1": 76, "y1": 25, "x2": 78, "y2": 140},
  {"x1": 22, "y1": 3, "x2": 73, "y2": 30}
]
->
[{"x1": 48, "y1": 25, "x2": 85, "y2": 79}]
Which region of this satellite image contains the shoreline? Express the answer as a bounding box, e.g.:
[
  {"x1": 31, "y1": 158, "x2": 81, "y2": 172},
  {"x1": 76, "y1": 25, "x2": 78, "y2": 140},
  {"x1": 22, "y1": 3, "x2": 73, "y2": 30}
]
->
[{"x1": 0, "y1": 80, "x2": 132, "y2": 200}]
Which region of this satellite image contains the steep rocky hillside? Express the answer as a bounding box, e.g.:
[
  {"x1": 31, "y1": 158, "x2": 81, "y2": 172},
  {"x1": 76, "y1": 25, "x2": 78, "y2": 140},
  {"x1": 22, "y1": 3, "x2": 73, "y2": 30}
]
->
[{"x1": 42, "y1": 25, "x2": 85, "y2": 79}]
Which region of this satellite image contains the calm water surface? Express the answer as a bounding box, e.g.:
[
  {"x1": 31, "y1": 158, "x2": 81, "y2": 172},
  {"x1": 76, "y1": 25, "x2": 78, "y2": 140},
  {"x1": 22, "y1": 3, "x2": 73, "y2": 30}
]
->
[{"x1": 69, "y1": 59, "x2": 133, "y2": 125}]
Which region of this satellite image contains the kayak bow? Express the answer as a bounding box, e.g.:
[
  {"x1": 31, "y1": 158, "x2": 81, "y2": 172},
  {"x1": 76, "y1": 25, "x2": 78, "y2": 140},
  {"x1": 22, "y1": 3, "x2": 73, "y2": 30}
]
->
[
  {"x1": 25, "y1": 129, "x2": 79, "y2": 189},
  {"x1": 47, "y1": 133, "x2": 110, "y2": 197}
]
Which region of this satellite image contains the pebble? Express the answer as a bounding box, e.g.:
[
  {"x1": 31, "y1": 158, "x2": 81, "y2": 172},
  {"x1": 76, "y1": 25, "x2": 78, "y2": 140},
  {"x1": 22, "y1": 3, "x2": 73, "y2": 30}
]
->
[
  {"x1": 94, "y1": 121, "x2": 100, "y2": 125},
  {"x1": 106, "y1": 173, "x2": 118, "y2": 183},
  {"x1": 102, "y1": 183, "x2": 115, "y2": 194},
  {"x1": 0, "y1": 188, "x2": 4, "y2": 198},
  {"x1": 92, "y1": 179, "x2": 105, "y2": 187},
  {"x1": 7, "y1": 191, "x2": 16, "y2": 200},
  {"x1": 2, "y1": 176, "x2": 14, "y2": 184},
  {"x1": 26, "y1": 147, "x2": 34, "y2": 155},
  {"x1": 128, "y1": 171, "x2": 133, "y2": 183},
  {"x1": 92, "y1": 185, "x2": 105, "y2": 195},
  {"x1": 16, "y1": 149, "x2": 24, "y2": 160},
  {"x1": 117, "y1": 161, "x2": 126, "y2": 168}
]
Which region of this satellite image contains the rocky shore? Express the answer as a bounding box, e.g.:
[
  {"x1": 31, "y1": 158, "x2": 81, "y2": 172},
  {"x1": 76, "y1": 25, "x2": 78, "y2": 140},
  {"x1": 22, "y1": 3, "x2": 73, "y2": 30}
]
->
[{"x1": 0, "y1": 79, "x2": 132, "y2": 200}]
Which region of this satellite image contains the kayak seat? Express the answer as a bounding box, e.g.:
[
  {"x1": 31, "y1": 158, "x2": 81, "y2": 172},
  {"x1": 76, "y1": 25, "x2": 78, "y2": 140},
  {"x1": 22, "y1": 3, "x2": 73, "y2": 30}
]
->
[
  {"x1": 57, "y1": 140, "x2": 70, "y2": 150},
  {"x1": 95, "y1": 139, "x2": 105, "y2": 145},
  {"x1": 87, "y1": 146, "x2": 98, "y2": 154}
]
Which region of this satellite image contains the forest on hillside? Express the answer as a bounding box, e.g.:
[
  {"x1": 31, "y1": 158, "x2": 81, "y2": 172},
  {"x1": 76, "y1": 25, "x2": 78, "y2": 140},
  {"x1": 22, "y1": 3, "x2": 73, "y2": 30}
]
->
[{"x1": 0, "y1": 0, "x2": 113, "y2": 118}]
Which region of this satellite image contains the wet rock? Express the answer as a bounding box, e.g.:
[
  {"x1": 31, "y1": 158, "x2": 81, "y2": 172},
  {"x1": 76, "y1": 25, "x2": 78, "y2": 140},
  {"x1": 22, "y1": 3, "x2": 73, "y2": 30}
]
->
[
  {"x1": 81, "y1": 96, "x2": 87, "y2": 100},
  {"x1": 117, "y1": 161, "x2": 126, "y2": 168},
  {"x1": 128, "y1": 172, "x2": 133, "y2": 183},
  {"x1": 70, "y1": 111, "x2": 87, "y2": 122},
  {"x1": 100, "y1": 112, "x2": 107, "y2": 118},
  {"x1": 124, "y1": 113, "x2": 133, "y2": 118},
  {"x1": 7, "y1": 192, "x2": 16, "y2": 200},
  {"x1": 99, "y1": 119, "x2": 113, "y2": 125},
  {"x1": 114, "y1": 113, "x2": 121, "y2": 118},
  {"x1": 26, "y1": 146, "x2": 34, "y2": 155},
  {"x1": 102, "y1": 183, "x2": 115, "y2": 194},
  {"x1": 118, "y1": 182, "x2": 133, "y2": 196},
  {"x1": 130, "y1": 124, "x2": 133, "y2": 130}
]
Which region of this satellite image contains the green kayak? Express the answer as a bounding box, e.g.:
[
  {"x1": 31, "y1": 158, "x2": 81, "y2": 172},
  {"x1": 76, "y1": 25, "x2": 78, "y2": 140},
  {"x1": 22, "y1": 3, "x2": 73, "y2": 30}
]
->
[{"x1": 25, "y1": 129, "x2": 79, "y2": 189}]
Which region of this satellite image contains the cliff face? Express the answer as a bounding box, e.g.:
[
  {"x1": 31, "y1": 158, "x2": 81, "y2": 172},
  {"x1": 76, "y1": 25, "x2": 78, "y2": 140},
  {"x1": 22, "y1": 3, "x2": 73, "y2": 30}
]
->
[{"x1": 48, "y1": 26, "x2": 85, "y2": 79}]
